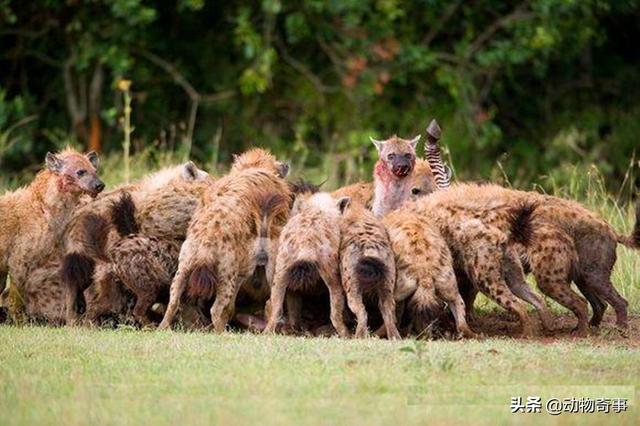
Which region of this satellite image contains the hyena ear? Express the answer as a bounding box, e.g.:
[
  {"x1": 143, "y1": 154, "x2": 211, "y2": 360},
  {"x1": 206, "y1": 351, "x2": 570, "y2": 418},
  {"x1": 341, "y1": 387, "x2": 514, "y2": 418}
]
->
[
  {"x1": 337, "y1": 196, "x2": 351, "y2": 214},
  {"x1": 370, "y1": 136, "x2": 383, "y2": 152},
  {"x1": 408, "y1": 134, "x2": 421, "y2": 151},
  {"x1": 276, "y1": 161, "x2": 290, "y2": 178},
  {"x1": 86, "y1": 151, "x2": 99, "y2": 169},
  {"x1": 181, "y1": 161, "x2": 199, "y2": 181},
  {"x1": 45, "y1": 152, "x2": 64, "y2": 173}
]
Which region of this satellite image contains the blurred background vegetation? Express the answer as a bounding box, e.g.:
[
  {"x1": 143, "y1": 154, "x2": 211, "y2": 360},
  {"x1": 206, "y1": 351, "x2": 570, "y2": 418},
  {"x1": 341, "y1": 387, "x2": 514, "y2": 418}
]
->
[{"x1": 0, "y1": 0, "x2": 638, "y2": 195}]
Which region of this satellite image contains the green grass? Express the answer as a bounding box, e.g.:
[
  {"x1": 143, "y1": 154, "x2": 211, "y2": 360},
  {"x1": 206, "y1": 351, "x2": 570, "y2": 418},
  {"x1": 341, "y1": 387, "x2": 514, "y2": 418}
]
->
[{"x1": 1, "y1": 326, "x2": 638, "y2": 425}]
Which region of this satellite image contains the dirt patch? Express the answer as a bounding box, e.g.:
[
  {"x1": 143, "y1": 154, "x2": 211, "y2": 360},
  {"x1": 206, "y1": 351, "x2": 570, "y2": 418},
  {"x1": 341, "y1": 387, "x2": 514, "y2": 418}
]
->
[{"x1": 470, "y1": 311, "x2": 640, "y2": 347}]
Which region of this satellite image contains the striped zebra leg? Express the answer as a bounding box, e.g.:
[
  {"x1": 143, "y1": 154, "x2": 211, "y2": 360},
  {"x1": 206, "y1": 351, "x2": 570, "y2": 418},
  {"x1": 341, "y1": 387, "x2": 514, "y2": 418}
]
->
[{"x1": 425, "y1": 119, "x2": 451, "y2": 189}]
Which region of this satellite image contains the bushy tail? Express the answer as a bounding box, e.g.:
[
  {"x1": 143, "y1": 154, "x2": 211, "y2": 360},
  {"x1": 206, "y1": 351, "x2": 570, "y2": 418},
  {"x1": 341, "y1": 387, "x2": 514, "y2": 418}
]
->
[
  {"x1": 407, "y1": 285, "x2": 445, "y2": 329},
  {"x1": 354, "y1": 256, "x2": 388, "y2": 289},
  {"x1": 285, "y1": 260, "x2": 320, "y2": 292},
  {"x1": 617, "y1": 202, "x2": 640, "y2": 249},
  {"x1": 62, "y1": 214, "x2": 110, "y2": 315},
  {"x1": 507, "y1": 202, "x2": 537, "y2": 246},
  {"x1": 256, "y1": 193, "x2": 288, "y2": 238},
  {"x1": 110, "y1": 192, "x2": 139, "y2": 237},
  {"x1": 255, "y1": 193, "x2": 289, "y2": 266},
  {"x1": 186, "y1": 264, "x2": 217, "y2": 301}
]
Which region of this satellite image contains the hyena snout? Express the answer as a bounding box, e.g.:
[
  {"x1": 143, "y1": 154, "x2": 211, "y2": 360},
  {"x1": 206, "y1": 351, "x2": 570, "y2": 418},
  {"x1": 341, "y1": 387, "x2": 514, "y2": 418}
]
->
[
  {"x1": 79, "y1": 177, "x2": 105, "y2": 197},
  {"x1": 92, "y1": 179, "x2": 106, "y2": 193},
  {"x1": 391, "y1": 158, "x2": 412, "y2": 177}
]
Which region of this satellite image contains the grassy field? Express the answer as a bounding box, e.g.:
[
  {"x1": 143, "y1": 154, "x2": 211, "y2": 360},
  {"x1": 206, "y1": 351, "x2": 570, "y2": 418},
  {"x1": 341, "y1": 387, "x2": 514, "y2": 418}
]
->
[{"x1": 1, "y1": 323, "x2": 639, "y2": 426}]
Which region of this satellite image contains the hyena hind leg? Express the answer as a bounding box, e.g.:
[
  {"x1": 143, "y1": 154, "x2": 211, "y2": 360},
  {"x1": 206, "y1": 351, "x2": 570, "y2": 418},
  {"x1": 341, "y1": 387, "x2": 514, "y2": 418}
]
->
[
  {"x1": 435, "y1": 271, "x2": 476, "y2": 338},
  {"x1": 502, "y1": 248, "x2": 554, "y2": 333}
]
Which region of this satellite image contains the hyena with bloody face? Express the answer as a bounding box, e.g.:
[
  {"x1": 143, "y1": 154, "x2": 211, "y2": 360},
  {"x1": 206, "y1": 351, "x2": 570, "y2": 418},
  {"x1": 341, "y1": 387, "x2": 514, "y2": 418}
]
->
[
  {"x1": 264, "y1": 191, "x2": 349, "y2": 337},
  {"x1": 159, "y1": 149, "x2": 291, "y2": 332},
  {"x1": 0, "y1": 149, "x2": 104, "y2": 323},
  {"x1": 339, "y1": 199, "x2": 400, "y2": 339},
  {"x1": 62, "y1": 162, "x2": 212, "y2": 325},
  {"x1": 332, "y1": 119, "x2": 447, "y2": 208},
  {"x1": 331, "y1": 134, "x2": 420, "y2": 216},
  {"x1": 369, "y1": 134, "x2": 420, "y2": 217}
]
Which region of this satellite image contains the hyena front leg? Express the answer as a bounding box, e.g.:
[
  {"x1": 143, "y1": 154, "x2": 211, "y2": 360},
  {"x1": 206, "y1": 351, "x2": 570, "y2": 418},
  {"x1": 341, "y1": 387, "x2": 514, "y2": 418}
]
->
[
  {"x1": 131, "y1": 290, "x2": 157, "y2": 327},
  {"x1": 84, "y1": 267, "x2": 124, "y2": 326}
]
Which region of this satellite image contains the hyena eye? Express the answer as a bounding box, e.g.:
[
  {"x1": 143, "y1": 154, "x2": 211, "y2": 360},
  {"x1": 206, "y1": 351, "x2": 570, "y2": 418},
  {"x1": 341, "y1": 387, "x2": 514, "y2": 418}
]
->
[
  {"x1": 387, "y1": 153, "x2": 396, "y2": 160},
  {"x1": 411, "y1": 188, "x2": 421, "y2": 195},
  {"x1": 76, "y1": 170, "x2": 87, "y2": 177},
  {"x1": 404, "y1": 153, "x2": 412, "y2": 159}
]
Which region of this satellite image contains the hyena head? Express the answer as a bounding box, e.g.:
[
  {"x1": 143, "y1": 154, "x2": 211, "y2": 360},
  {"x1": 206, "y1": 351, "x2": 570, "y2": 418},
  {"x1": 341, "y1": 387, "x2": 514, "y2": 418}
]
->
[
  {"x1": 291, "y1": 192, "x2": 344, "y2": 218},
  {"x1": 231, "y1": 148, "x2": 289, "y2": 178},
  {"x1": 45, "y1": 149, "x2": 104, "y2": 197},
  {"x1": 142, "y1": 161, "x2": 211, "y2": 193},
  {"x1": 181, "y1": 161, "x2": 210, "y2": 182},
  {"x1": 409, "y1": 158, "x2": 438, "y2": 199},
  {"x1": 371, "y1": 135, "x2": 420, "y2": 180}
]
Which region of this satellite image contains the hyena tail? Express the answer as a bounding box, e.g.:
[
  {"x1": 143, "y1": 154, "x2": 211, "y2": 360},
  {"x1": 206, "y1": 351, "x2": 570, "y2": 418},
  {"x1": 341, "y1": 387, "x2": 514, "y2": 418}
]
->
[
  {"x1": 110, "y1": 192, "x2": 139, "y2": 237},
  {"x1": 507, "y1": 202, "x2": 537, "y2": 246},
  {"x1": 62, "y1": 214, "x2": 110, "y2": 315},
  {"x1": 255, "y1": 193, "x2": 289, "y2": 266},
  {"x1": 616, "y1": 202, "x2": 640, "y2": 249},
  {"x1": 407, "y1": 285, "x2": 445, "y2": 328},
  {"x1": 186, "y1": 264, "x2": 217, "y2": 301},
  {"x1": 285, "y1": 260, "x2": 320, "y2": 292},
  {"x1": 354, "y1": 256, "x2": 388, "y2": 290}
]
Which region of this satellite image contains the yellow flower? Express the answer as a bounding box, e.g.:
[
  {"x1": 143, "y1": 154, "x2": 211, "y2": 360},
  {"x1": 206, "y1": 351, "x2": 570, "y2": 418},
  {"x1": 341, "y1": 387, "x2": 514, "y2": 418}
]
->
[{"x1": 117, "y1": 79, "x2": 132, "y2": 92}]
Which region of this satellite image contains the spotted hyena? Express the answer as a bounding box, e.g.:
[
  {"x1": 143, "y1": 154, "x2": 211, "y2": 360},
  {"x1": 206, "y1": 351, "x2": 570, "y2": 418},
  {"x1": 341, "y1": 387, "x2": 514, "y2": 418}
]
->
[
  {"x1": 382, "y1": 209, "x2": 476, "y2": 338},
  {"x1": 339, "y1": 199, "x2": 400, "y2": 339},
  {"x1": 405, "y1": 187, "x2": 539, "y2": 337},
  {"x1": 332, "y1": 120, "x2": 447, "y2": 209},
  {"x1": 0, "y1": 148, "x2": 104, "y2": 323},
  {"x1": 159, "y1": 148, "x2": 291, "y2": 332},
  {"x1": 264, "y1": 192, "x2": 349, "y2": 337},
  {"x1": 450, "y1": 183, "x2": 638, "y2": 335},
  {"x1": 62, "y1": 162, "x2": 212, "y2": 324}
]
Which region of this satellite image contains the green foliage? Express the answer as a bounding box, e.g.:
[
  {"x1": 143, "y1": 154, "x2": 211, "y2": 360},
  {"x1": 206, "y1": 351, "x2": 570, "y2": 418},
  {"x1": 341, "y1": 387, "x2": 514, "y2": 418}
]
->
[{"x1": 0, "y1": 0, "x2": 639, "y2": 190}]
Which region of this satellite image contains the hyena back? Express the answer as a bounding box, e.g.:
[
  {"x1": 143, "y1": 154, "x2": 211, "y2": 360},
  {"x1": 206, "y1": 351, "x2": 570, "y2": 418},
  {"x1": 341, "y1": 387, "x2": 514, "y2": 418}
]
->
[
  {"x1": 264, "y1": 192, "x2": 348, "y2": 337},
  {"x1": 339, "y1": 200, "x2": 400, "y2": 339},
  {"x1": 159, "y1": 149, "x2": 291, "y2": 332}
]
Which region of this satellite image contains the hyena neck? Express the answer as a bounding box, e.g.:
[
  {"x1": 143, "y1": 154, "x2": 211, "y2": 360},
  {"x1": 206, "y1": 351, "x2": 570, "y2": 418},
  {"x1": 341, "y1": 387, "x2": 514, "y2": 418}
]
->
[
  {"x1": 31, "y1": 171, "x2": 82, "y2": 219},
  {"x1": 371, "y1": 160, "x2": 411, "y2": 218}
]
